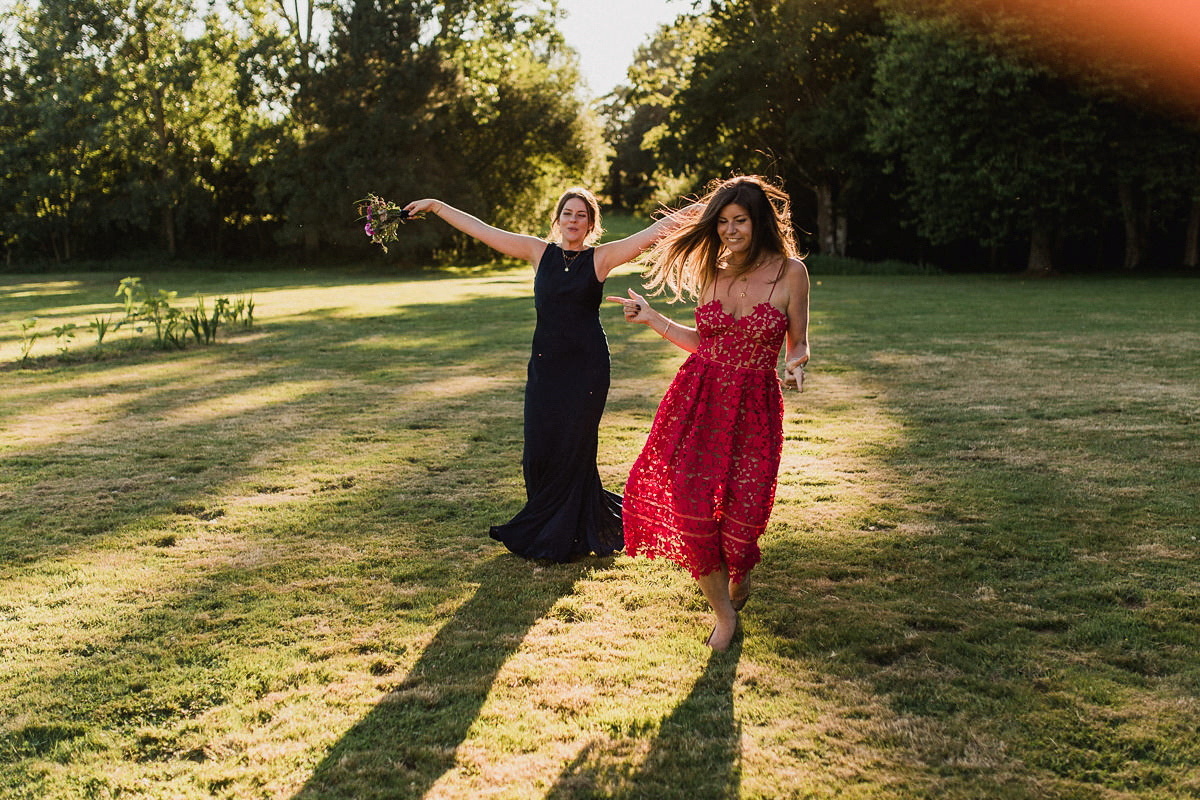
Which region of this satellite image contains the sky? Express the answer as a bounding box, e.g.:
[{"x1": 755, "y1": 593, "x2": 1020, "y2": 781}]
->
[{"x1": 556, "y1": 0, "x2": 690, "y2": 98}]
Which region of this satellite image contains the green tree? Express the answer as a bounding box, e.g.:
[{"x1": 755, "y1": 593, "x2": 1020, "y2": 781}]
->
[
  {"x1": 0, "y1": 0, "x2": 119, "y2": 261},
  {"x1": 1040, "y1": 19, "x2": 1200, "y2": 271},
  {"x1": 1001, "y1": 0, "x2": 1200, "y2": 272},
  {"x1": 105, "y1": 0, "x2": 228, "y2": 257},
  {"x1": 871, "y1": 9, "x2": 1110, "y2": 273},
  {"x1": 278, "y1": 0, "x2": 448, "y2": 253},
  {"x1": 288, "y1": 0, "x2": 600, "y2": 258},
  {"x1": 1098, "y1": 101, "x2": 1200, "y2": 270},
  {"x1": 0, "y1": 0, "x2": 292, "y2": 260},
  {"x1": 653, "y1": 0, "x2": 885, "y2": 256},
  {"x1": 205, "y1": 0, "x2": 332, "y2": 255},
  {"x1": 602, "y1": 13, "x2": 706, "y2": 214},
  {"x1": 871, "y1": 4, "x2": 1200, "y2": 272},
  {"x1": 1188, "y1": 187, "x2": 1200, "y2": 269},
  {"x1": 225, "y1": 0, "x2": 331, "y2": 138},
  {"x1": 440, "y1": 2, "x2": 602, "y2": 238}
]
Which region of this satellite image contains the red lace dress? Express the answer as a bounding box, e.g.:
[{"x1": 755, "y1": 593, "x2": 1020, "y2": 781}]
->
[{"x1": 622, "y1": 290, "x2": 787, "y2": 585}]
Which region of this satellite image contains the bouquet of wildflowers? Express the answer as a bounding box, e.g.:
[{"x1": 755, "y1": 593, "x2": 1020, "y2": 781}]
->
[{"x1": 356, "y1": 193, "x2": 413, "y2": 253}]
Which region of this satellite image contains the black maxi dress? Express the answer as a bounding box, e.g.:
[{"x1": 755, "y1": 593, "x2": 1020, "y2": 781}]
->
[{"x1": 488, "y1": 244, "x2": 624, "y2": 561}]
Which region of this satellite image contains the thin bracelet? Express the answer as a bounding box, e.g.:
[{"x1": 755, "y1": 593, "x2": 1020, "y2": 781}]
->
[{"x1": 660, "y1": 318, "x2": 673, "y2": 338}]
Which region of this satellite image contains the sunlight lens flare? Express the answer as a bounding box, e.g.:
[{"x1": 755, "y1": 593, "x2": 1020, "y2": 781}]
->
[{"x1": 954, "y1": 0, "x2": 1200, "y2": 109}]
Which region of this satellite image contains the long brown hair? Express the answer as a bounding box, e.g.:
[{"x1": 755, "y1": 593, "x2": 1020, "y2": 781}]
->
[
  {"x1": 549, "y1": 187, "x2": 604, "y2": 246},
  {"x1": 642, "y1": 176, "x2": 797, "y2": 302}
]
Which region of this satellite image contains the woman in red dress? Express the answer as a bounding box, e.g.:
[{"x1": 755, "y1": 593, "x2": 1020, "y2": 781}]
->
[{"x1": 607, "y1": 176, "x2": 810, "y2": 651}]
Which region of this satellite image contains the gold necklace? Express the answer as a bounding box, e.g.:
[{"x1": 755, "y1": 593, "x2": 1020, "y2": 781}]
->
[
  {"x1": 724, "y1": 267, "x2": 751, "y2": 298},
  {"x1": 562, "y1": 246, "x2": 582, "y2": 272},
  {"x1": 723, "y1": 257, "x2": 753, "y2": 297}
]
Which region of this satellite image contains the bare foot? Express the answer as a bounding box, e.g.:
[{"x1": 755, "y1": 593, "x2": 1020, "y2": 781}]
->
[
  {"x1": 704, "y1": 612, "x2": 738, "y2": 652},
  {"x1": 729, "y1": 577, "x2": 750, "y2": 612}
]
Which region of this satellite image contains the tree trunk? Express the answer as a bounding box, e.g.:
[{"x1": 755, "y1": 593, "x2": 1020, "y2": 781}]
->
[
  {"x1": 1185, "y1": 196, "x2": 1199, "y2": 268},
  {"x1": 162, "y1": 205, "x2": 176, "y2": 258},
  {"x1": 1025, "y1": 223, "x2": 1054, "y2": 275},
  {"x1": 608, "y1": 163, "x2": 624, "y2": 213},
  {"x1": 137, "y1": 12, "x2": 176, "y2": 258},
  {"x1": 835, "y1": 214, "x2": 848, "y2": 257},
  {"x1": 1118, "y1": 182, "x2": 1145, "y2": 270},
  {"x1": 151, "y1": 85, "x2": 175, "y2": 258},
  {"x1": 815, "y1": 183, "x2": 835, "y2": 255}
]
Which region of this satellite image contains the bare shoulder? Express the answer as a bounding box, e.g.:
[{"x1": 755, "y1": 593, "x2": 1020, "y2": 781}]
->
[
  {"x1": 784, "y1": 256, "x2": 809, "y2": 279},
  {"x1": 783, "y1": 257, "x2": 810, "y2": 292},
  {"x1": 771, "y1": 257, "x2": 808, "y2": 314},
  {"x1": 526, "y1": 239, "x2": 553, "y2": 272}
]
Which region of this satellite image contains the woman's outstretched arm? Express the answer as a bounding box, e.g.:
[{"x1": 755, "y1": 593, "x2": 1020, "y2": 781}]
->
[
  {"x1": 605, "y1": 288, "x2": 700, "y2": 354},
  {"x1": 592, "y1": 204, "x2": 703, "y2": 280},
  {"x1": 404, "y1": 199, "x2": 548, "y2": 266}
]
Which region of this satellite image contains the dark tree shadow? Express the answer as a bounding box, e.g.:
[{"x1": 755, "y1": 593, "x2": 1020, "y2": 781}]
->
[
  {"x1": 545, "y1": 638, "x2": 743, "y2": 800},
  {"x1": 293, "y1": 554, "x2": 598, "y2": 800}
]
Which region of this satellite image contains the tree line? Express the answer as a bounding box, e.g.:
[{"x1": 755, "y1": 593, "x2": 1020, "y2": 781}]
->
[
  {"x1": 3, "y1": 0, "x2": 1198, "y2": 273},
  {"x1": 0, "y1": 0, "x2": 599, "y2": 265}
]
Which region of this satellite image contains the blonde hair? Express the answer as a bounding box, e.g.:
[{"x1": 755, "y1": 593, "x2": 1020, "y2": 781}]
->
[
  {"x1": 549, "y1": 187, "x2": 604, "y2": 246},
  {"x1": 642, "y1": 175, "x2": 797, "y2": 302}
]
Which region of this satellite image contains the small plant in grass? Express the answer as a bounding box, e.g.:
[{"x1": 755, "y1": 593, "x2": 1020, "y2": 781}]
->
[
  {"x1": 220, "y1": 296, "x2": 241, "y2": 326},
  {"x1": 214, "y1": 296, "x2": 231, "y2": 329},
  {"x1": 182, "y1": 293, "x2": 254, "y2": 345},
  {"x1": 143, "y1": 288, "x2": 184, "y2": 349},
  {"x1": 11, "y1": 278, "x2": 256, "y2": 368},
  {"x1": 116, "y1": 277, "x2": 186, "y2": 350},
  {"x1": 51, "y1": 322, "x2": 78, "y2": 358},
  {"x1": 17, "y1": 317, "x2": 39, "y2": 365},
  {"x1": 89, "y1": 314, "x2": 120, "y2": 352},
  {"x1": 186, "y1": 295, "x2": 221, "y2": 344},
  {"x1": 185, "y1": 306, "x2": 203, "y2": 344},
  {"x1": 115, "y1": 276, "x2": 143, "y2": 323},
  {"x1": 228, "y1": 295, "x2": 256, "y2": 328}
]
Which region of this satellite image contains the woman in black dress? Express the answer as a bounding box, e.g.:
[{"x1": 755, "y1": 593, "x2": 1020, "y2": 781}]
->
[{"x1": 403, "y1": 189, "x2": 680, "y2": 562}]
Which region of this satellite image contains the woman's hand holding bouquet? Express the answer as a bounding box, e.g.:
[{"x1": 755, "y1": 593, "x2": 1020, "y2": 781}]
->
[{"x1": 356, "y1": 193, "x2": 416, "y2": 253}]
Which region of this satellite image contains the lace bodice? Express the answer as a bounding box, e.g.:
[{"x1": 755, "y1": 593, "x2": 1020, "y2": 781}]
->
[{"x1": 694, "y1": 300, "x2": 788, "y2": 372}]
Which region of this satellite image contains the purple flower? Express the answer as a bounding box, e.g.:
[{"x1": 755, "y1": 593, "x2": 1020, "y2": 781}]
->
[{"x1": 365, "y1": 223, "x2": 376, "y2": 236}]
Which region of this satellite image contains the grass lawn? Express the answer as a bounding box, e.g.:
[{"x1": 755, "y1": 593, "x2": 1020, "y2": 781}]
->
[{"x1": 1, "y1": 260, "x2": 1198, "y2": 799}]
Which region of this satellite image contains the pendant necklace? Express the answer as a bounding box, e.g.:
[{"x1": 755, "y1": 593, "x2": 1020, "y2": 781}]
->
[
  {"x1": 729, "y1": 270, "x2": 749, "y2": 298},
  {"x1": 562, "y1": 246, "x2": 581, "y2": 272},
  {"x1": 724, "y1": 257, "x2": 751, "y2": 298}
]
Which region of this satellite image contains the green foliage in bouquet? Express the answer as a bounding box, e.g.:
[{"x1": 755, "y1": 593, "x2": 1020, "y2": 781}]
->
[{"x1": 356, "y1": 193, "x2": 417, "y2": 253}]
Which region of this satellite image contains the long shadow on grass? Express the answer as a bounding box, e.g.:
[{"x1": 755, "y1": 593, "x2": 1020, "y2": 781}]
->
[
  {"x1": 730, "y1": 278, "x2": 1200, "y2": 793},
  {"x1": 545, "y1": 640, "x2": 743, "y2": 800},
  {"x1": 293, "y1": 555, "x2": 597, "y2": 800},
  {"x1": 0, "y1": 296, "x2": 535, "y2": 567}
]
